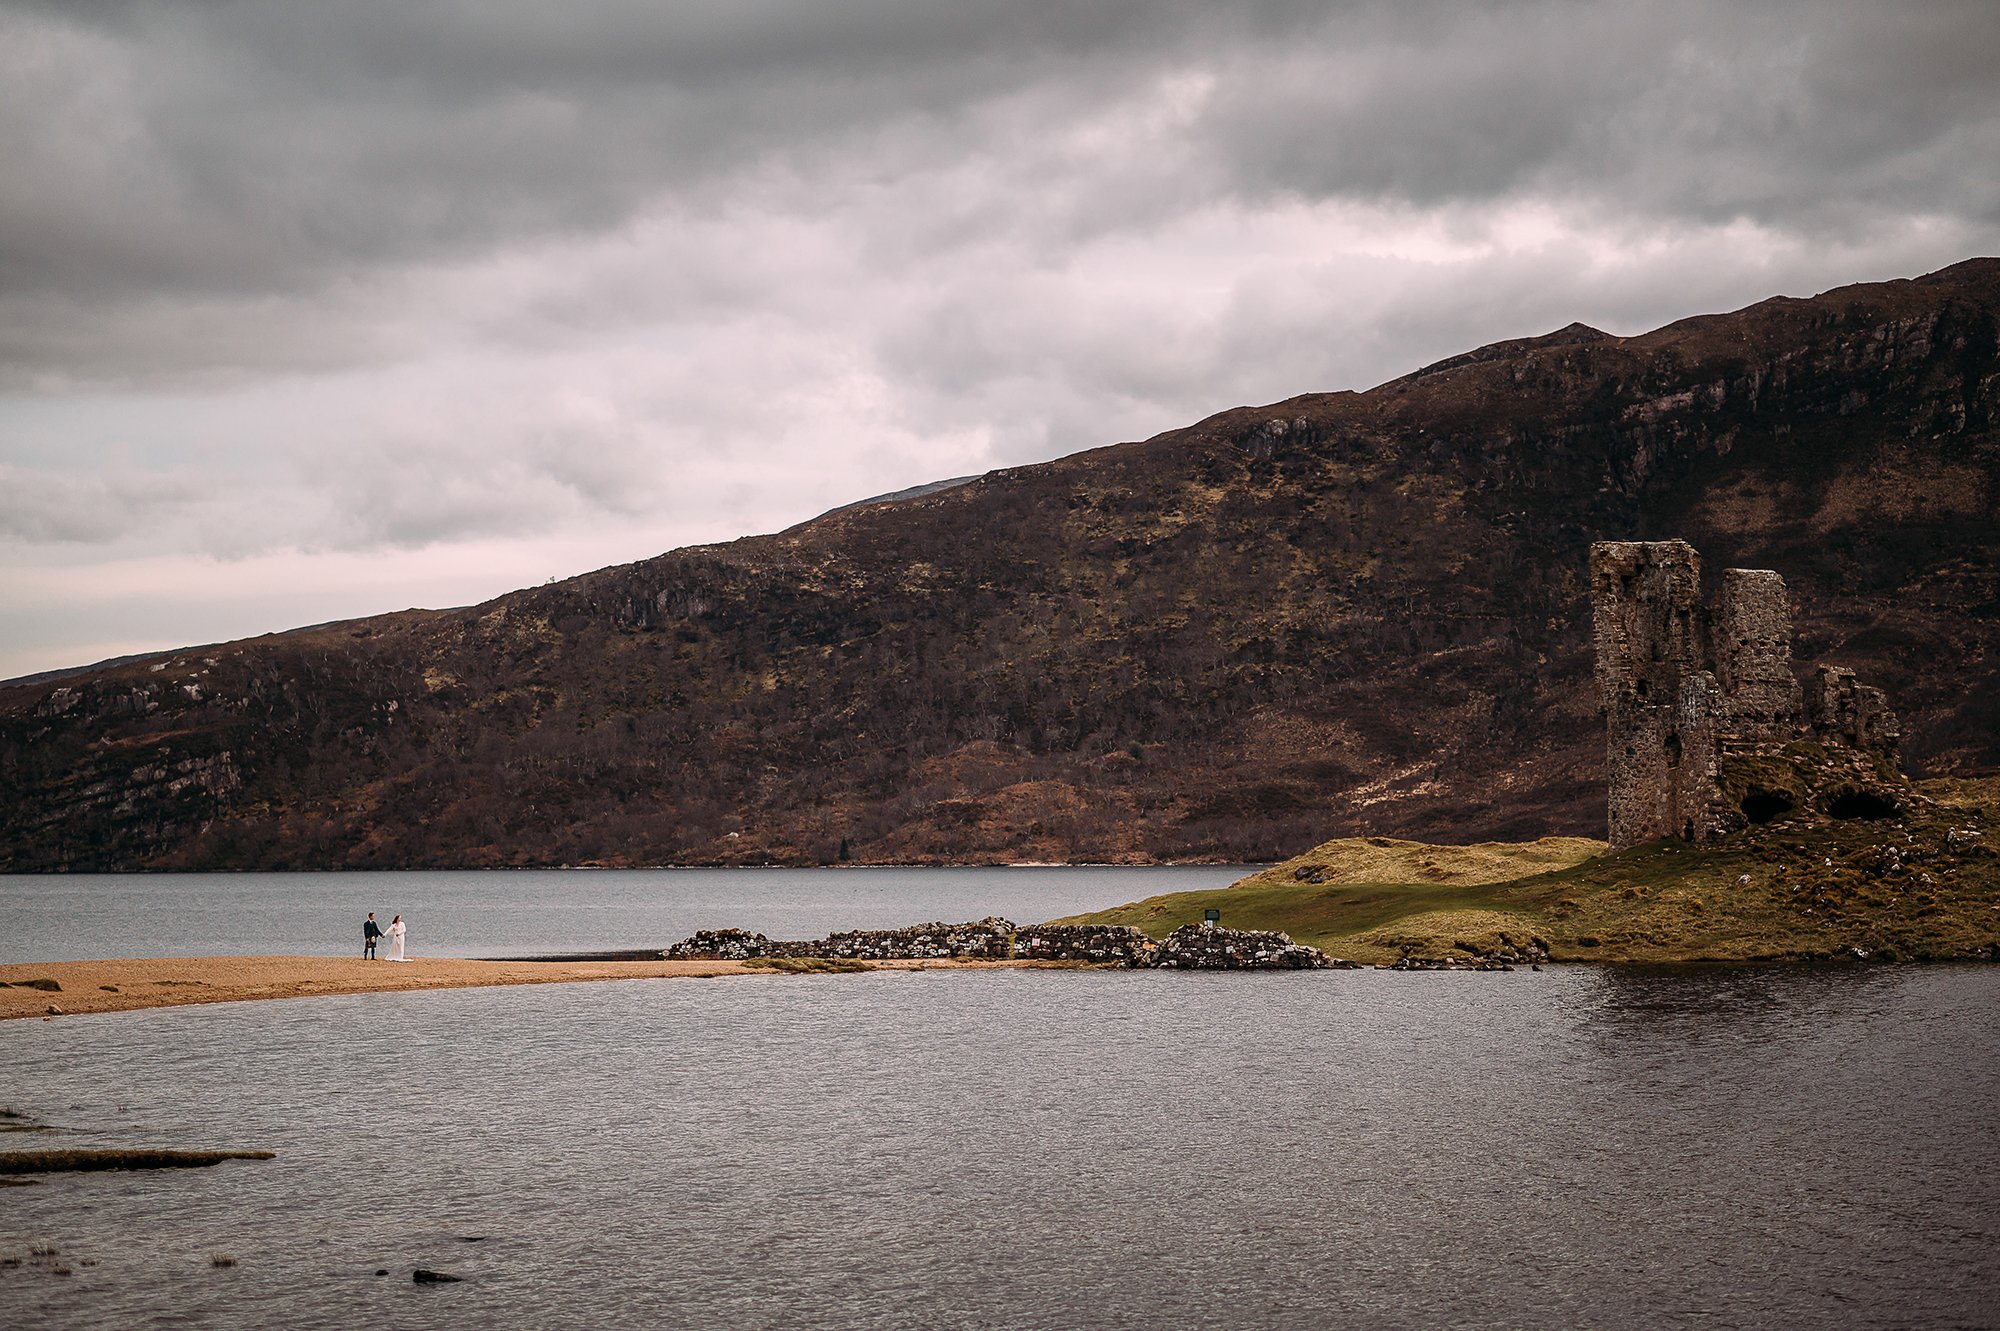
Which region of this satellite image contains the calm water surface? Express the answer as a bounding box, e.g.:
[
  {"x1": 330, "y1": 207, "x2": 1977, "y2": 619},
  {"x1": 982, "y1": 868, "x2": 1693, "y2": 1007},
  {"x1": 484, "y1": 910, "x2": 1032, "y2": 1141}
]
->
[
  {"x1": 4, "y1": 962, "x2": 1996, "y2": 1330},
  {"x1": 0, "y1": 865, "x2": 1249, "y2": 963}
]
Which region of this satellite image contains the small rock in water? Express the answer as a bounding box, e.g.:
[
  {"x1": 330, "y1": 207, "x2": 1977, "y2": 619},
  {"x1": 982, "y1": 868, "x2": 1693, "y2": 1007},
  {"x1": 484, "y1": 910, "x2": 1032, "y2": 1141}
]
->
[{"x1": 413, "y1": 1268, "x2": 463, "y2": 1284}]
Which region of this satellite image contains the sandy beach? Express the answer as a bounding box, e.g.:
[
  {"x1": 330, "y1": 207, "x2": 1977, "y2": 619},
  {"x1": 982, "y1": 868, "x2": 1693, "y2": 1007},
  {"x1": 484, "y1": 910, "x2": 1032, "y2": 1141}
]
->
[{"x1": 0, "y1": 954, "x2": 1017, "y2": 1020}]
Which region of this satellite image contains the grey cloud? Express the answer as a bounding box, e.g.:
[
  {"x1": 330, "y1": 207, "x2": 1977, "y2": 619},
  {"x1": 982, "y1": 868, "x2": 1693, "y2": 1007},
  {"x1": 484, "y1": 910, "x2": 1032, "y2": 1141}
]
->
[
  {"x1": 0, "y1": 0, "x2": 1223, "y2": 295},
  {"x1": 0, "y1": 460, "x2": 208, "y2": 543},
  {"x1": 4, "y1": 0, "x2": 1996, "y2": 389},
  {"x1": 1195, "y1": 1, "x2": 2000, "y2": 229}
]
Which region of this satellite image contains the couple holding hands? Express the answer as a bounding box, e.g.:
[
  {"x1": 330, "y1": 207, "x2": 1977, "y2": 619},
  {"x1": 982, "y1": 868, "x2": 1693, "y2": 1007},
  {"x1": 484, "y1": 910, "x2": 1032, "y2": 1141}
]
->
[{"x1": 362, "y1": 912, "x2": 408, "y2": 961}]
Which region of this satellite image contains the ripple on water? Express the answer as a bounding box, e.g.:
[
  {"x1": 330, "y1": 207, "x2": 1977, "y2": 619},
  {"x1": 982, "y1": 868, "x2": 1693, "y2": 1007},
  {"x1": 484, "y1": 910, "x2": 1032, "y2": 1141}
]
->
[{"x1": 2, "y1": 965, "x2": 1997, "y2": 1330}]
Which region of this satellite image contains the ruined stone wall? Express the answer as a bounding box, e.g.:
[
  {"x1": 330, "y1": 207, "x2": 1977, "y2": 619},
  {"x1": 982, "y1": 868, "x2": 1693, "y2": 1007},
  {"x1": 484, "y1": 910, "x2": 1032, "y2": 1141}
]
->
[
  {"x1": 1674, "y1": 673, "x2": 1725, "y2": 843},
  {"x1": 1810, "y1": 666, "x2": 1902, "y2": 755},
  {"x1": 1714, "y1": 569, "x2": 1804, "y2": 738}
]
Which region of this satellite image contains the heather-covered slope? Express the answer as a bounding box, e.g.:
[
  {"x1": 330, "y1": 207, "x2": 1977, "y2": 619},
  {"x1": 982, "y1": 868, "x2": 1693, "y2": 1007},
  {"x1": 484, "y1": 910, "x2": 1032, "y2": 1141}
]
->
[{"x1": 4, "y1": 260, "x2": 1998, "y2": 870}]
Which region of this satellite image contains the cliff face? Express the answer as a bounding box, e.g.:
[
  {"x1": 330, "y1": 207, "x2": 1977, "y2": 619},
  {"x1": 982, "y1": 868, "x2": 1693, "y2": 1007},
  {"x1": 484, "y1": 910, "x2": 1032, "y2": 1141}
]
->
[{"x1": 5, "y1": 259, "x2": 1998, "y2": 870}]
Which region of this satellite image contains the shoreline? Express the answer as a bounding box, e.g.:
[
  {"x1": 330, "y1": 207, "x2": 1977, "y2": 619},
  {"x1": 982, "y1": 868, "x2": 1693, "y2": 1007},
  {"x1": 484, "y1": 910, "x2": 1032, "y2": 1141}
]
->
[{"x1": 0, "y1": 955, "x2": 1035, "y2": 1020}]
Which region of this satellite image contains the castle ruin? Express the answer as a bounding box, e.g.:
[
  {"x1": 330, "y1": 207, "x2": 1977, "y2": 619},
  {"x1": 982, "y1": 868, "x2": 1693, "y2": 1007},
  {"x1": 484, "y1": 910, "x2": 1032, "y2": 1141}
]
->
[{"x1": 1590, "y1": 540, "x2": 1905, "y2": 850}]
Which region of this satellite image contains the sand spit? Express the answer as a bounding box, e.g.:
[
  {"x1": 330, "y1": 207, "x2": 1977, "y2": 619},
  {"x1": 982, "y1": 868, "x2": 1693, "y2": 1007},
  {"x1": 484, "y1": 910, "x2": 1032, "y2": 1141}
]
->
[{"x1": 0, "y1": 954, "x2": 1029, "y2": 1020}]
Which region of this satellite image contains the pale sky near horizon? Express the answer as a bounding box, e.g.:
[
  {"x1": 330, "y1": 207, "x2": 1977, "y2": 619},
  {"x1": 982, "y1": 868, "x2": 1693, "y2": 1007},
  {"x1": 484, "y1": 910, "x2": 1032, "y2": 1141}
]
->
[{"x1": 4, "y1": 0, "x2": 1999, "y2": 680}]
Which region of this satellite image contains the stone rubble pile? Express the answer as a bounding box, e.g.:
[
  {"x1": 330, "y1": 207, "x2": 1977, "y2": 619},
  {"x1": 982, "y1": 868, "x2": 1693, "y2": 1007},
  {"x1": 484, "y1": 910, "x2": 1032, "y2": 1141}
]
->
[
  {"x1": 663, "y1": 919, "x2": 1353, "y2": 969},
  {"x1": 661, "y1": 929, "x2": 773, "y2": 960},
  {"x1": 1389, "y1": 932, "x2": 1548, "y2": 971},
  {"x1": 1946, "y1": 827, "x2": 1990, "y2": 855},
  {"x1": 665, "y1": 918, "x2": 1018, "y2": 962},
  {"x1": 1150, "y1": 924, "x2": 1344, "y2": 970},
  {"x1": 1390, "y1": 953, "x2": 1511, "y2": 971},
  {"x1": 803, "y1": 917, "x2": 1017, "y2": 961},
  {"x1": 1012, "y1": 924, "x2": 1153, "y2": 965}
]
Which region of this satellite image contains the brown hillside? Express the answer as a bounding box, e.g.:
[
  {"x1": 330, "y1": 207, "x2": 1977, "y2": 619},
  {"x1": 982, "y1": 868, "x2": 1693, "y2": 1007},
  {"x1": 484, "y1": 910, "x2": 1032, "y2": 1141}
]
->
[{"x1": 4, "y1": 260, "x2": 1998, "y2": 869}]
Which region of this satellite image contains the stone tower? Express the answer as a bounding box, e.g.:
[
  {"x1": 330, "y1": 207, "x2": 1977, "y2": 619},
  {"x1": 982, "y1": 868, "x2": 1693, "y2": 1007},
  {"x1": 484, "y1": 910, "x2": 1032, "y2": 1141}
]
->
[
  {"x1": 1589, "y1": 540, "x2": 1906, "y2": 850},
  {"x1": 1713, "y1": 569, "x2": 1803, "y2": 737},
  {"x1": 1590, "y1": 541, "x2": 1729, "y2": 848}
]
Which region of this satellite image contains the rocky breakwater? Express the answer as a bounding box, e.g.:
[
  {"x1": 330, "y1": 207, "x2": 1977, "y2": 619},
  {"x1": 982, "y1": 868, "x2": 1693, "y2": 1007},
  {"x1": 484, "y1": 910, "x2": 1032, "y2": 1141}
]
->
[
  {"x1": 660, "y1": 929, "x2": 773, "y2": 961},
  {"x1": 1150, "y1": 924, "x2": 1351, "y2": 970},
  {"x1": 808, "y1": 917, "x2": 1016, "y2": 961},
  {"x1": 664, "y1": 919, "x2": 1351, "y2": 970},
  {"x1": 1012, "y1": 924, "x2": 1153, "y2": 965},
  {"x1": 663, "y1": 918, "x2": 1017, "y2": 963}
]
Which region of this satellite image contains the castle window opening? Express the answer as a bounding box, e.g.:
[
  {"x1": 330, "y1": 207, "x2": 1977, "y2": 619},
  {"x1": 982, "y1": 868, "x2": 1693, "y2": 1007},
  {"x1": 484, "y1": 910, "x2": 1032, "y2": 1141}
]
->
[{"x1": 1664, "y1": 733, "x2": 1681, "y2": 767}]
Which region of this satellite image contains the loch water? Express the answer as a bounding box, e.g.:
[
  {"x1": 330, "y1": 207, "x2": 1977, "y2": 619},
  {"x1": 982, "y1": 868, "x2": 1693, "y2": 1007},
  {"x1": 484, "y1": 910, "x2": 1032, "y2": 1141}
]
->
[
  {"x1": 3, "y1": 870, "x2": 1998, "y2": 1330},
  {"x1": 0, "y1": 864, "x2": 1246, "y2": 963}
]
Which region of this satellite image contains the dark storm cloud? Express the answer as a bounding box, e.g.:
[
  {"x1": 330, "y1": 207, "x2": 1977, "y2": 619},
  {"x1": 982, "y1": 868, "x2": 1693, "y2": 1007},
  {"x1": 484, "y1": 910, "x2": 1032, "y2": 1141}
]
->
[
  {"x1": 0, "y1": 0, "x2": 1229, "y2": 298},
  {"x1": 1195, "y1": 1, "x2": 2000, "y2": 230},
  {"x1": 4, "y1": 0, "x2": 1995, "y2": 383}
]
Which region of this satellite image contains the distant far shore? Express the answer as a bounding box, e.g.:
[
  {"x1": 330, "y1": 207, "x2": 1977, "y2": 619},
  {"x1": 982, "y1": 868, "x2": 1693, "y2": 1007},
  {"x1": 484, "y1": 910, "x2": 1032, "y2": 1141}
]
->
[{"x1": 0, "y1": 955, "x2": 1033, "y2": 1020}]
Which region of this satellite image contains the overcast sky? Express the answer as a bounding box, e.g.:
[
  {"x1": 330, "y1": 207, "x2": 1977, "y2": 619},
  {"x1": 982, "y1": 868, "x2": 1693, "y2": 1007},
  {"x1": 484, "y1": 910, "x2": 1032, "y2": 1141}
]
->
[{"x1": 4, "y1": 0, "x2": 1998, "y2": 679}]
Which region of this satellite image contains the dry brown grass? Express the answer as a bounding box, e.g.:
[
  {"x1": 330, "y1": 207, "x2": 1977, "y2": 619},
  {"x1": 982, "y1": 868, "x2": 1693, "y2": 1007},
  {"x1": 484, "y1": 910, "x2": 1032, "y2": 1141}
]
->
[
  {"x1": 1240, "y1": 835, "x2": 1604, "y2": 888},
  {"x1": 1061, "y1": 799, "x2": 1999, "y2": 966}
]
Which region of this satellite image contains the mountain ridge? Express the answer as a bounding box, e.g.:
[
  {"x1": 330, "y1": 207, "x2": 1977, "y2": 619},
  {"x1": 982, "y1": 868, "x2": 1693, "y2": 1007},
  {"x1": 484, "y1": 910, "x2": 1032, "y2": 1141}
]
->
[{"x1": 5, "y1": 259, "x2": 1997, "y2": 870}]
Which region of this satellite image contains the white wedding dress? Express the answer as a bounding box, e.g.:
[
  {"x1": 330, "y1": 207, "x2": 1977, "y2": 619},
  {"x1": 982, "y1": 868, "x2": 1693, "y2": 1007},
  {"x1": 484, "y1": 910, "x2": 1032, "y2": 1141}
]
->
[{"x1": 387, "y1": 920, "x2": 407, "y2": 961}]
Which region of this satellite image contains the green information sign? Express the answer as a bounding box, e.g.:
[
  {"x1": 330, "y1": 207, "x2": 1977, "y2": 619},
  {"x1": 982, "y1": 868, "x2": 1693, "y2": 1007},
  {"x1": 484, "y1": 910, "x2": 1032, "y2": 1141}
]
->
[{"x1": 1203, "y1": 909, "x2": 1221, "y2": 924}]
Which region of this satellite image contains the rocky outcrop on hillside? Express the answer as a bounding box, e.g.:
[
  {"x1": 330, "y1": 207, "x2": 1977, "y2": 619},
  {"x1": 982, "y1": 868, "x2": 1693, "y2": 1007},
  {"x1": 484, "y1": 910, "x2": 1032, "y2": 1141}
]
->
[{"x1": 3, "y1": 260, "x2": 1998, "y2": 870}]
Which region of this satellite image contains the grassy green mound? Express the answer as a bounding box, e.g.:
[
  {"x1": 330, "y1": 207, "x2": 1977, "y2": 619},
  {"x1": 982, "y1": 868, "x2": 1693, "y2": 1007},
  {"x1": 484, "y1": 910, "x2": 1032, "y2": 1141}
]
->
[
  {"x1": 1056, "y1": 780, "x2": 1999, "y2": 965},
  {"x1": 1239, "y1": 835, "x2": 1605, "y2": 888}
]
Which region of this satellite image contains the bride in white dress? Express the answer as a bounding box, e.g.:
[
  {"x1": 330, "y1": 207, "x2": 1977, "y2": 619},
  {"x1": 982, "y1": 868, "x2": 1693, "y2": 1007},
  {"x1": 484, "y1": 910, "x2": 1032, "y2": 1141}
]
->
[{"x1": 386, "y1": 914, "x2": 408, "y2": 961}]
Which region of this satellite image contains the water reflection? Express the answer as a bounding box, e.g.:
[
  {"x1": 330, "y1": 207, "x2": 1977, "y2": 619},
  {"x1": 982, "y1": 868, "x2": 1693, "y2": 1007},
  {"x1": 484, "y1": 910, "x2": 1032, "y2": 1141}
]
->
[
  {"x1": 0, "y1": 864, "x2": 1253, "y2": 962},
  {"x1": 1581, "y1": 962, "x2": 1897, "y2": 1036}
]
